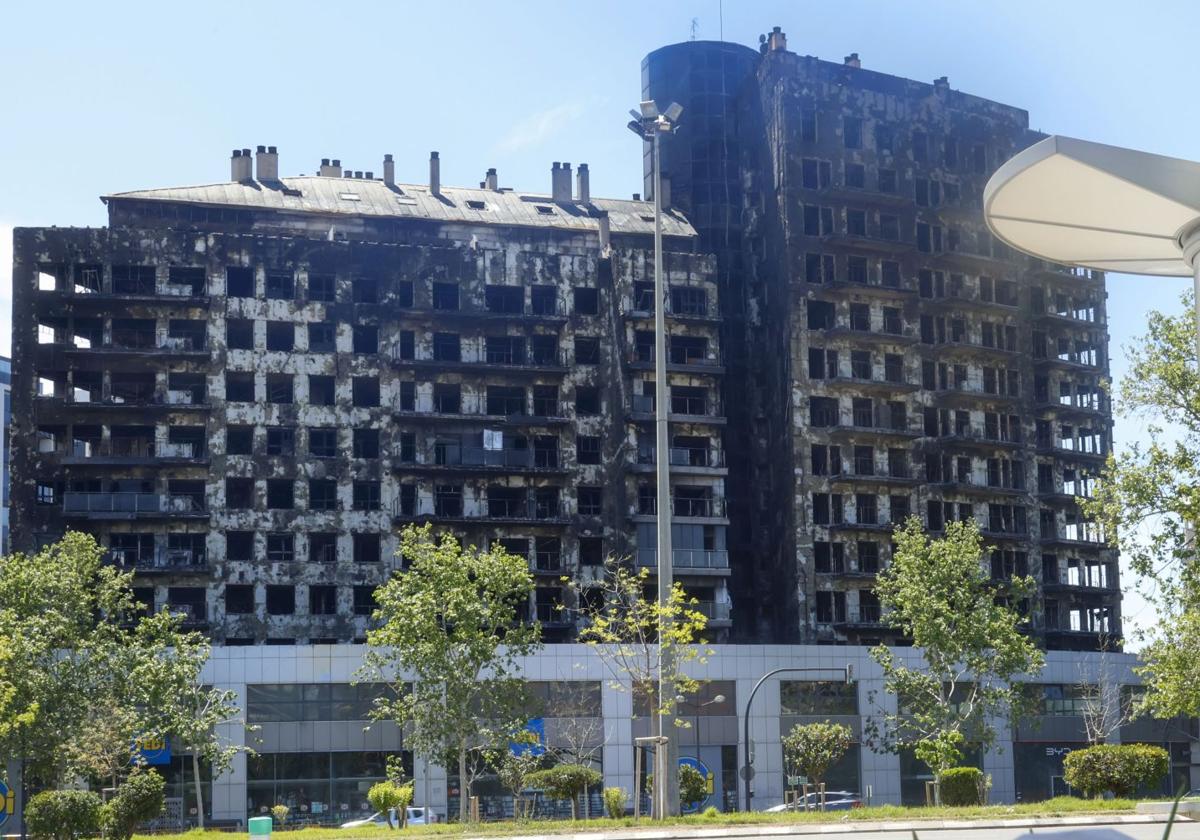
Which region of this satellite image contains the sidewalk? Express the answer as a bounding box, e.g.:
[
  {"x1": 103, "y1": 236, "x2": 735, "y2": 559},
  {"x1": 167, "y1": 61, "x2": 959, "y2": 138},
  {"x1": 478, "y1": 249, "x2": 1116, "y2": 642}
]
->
[{"x1": 465, "y1": 814, "x2": 1183, "y2": 840}]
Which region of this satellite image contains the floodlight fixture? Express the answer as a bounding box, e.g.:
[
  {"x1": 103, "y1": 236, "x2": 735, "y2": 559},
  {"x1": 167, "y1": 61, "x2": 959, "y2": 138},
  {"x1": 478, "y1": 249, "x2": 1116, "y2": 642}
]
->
[
  {"x1": 640, "y1": 100, "x2": 660, "y2": 119},
  {"x1": 664, "y1": 101, "x2": 684, "y2": 123}
]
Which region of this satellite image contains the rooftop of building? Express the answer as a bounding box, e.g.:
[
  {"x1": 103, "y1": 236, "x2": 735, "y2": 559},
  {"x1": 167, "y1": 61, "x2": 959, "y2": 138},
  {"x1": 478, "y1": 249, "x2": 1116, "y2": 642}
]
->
[{"x1": 104, "y1": 152, "x2": 698, "y2": 239}]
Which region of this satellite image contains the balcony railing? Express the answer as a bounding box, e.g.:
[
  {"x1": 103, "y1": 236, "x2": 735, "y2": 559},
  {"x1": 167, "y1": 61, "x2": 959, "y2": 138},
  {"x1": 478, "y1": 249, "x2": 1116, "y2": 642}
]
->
[
  {"x1": 835, "y1": 605, "x2": 885, "y2": 625},
  {"x1": 631, "y1": 394, "x2": 723, "y2": 417},
  {"x1": 636, "y1": 548, "x2": 730, "y2": 569},
  {"x1": 637, "y1": 496, "x2": 727, "y2": 518},
  {"x1": 63, "y1": 492, "x2": 207, "y2": 515},
  {"x1": 693, "y1": 601, "x2": 731, "y2": 621},
  {"x1": 97, "y1": 328, "x2": 207, "y2": 352},
  {"x1": 392, "y1": 346, "x2": 566, "y2": 368},
  {"x1": 436, "y1": 447, "x2": 545, "y2": 468},
  {"x1": 110, "y1": 548, "x2": 207, "y2": 571},
  {"x1": 393, "y1": 497, "x2": 565, "y2": 521},
  {"x1": 637, "y1": 448, "x2": 725, "y2": 468}
]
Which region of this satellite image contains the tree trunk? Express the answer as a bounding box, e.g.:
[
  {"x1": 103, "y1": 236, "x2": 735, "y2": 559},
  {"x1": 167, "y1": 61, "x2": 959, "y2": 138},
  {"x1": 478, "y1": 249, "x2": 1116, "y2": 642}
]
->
[
  {"x1": 192, "y1": 751, "x2": 205, "y2": 830},
  {"x1": 458, "y1": 745, "x2": 469, "y2": 823}
]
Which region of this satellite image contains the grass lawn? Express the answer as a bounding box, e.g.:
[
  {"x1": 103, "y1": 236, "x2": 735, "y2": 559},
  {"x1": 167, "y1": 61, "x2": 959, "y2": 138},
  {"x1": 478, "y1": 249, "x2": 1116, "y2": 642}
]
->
[{"x1": 133, "y1": 797, "x2": 1143, "y2": 840}]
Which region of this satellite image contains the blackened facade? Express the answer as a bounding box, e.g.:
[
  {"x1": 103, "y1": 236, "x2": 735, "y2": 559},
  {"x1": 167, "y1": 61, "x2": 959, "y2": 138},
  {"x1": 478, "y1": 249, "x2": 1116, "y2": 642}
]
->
[
  {"x1": 10, "y1": 154, "x2": 732, "y2": 644},
  {"x1": 644, "y1": 29, "x2": 1119, "y2": 649}
]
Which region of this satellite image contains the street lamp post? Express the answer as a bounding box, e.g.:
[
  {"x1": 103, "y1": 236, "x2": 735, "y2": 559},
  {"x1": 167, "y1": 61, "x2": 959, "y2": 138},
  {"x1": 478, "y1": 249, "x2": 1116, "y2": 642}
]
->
[
  {"x1": 740, "y1": 666, "x2": 853, "y2": 812},
  {"x1": 628, "y1": 98, "x2": 684, "y2": 819}
]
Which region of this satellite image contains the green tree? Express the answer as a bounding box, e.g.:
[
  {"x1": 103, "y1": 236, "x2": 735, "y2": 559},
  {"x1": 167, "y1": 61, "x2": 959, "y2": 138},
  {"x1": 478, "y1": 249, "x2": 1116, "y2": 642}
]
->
[
  {"x1": 359, "y1": 525, "x2": 542, "y2": 822},
  {"x1": 1085, "y1": 294, "x2": 1200, "y2": 717},
  {"x1": 130, "y1": 624, "x2": 250, "y2": 830},
  {"x1": 678, "y1": 763, "x2": 707, "y2": 808},
  {"x1": 528, "y1": 764, "x2": 602, "y2": 819},
  {"x1": 868, "y1": 518, "x2": 1044, "y2": 786},
  {"x1": 0, "y1": 532, "x2": 214, "y2": 802},
  {"x1": 486, "y1": 730, "x2": 545, "y2": 819},
  {"x1": 25, "y1": 789, "x2": 103, "y2": 840},
  {"x1": 781, "y1": 722, "x2": 852, "y2": 789},
  {"x1": 367, "y1": 780, "x2": 413, "y2": 828},
  {"x1": 567, "y1": 558, "x2": 710, "y2": 817},
  {"x1": 101, "y1": 768, "x2": 165, "y2": 840},
  {"x1": 1062, "y1": 744, "x2": 1169, "y2": 798}
]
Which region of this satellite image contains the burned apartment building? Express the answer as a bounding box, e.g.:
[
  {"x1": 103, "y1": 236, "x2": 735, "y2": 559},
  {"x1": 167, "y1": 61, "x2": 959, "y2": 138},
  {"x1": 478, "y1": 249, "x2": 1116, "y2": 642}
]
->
[
  {"x1": 644, "y1": 28, "x2": 1119, "y2": 650},
  {"x1": 10, "y1": 151, "x2": 733, "y2": 645}
]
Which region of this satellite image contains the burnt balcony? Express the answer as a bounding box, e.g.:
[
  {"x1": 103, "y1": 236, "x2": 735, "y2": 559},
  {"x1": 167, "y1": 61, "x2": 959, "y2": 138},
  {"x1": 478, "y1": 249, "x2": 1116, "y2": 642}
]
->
[
  {"x1": 1034, "y1": 398, "x2": 1110, "y2": 421},
  {"x1": 627, "y1": 347, "x2": 726, "y2": 375},
  {"x1": 816, "y1": 375, "x2": 920, "y2": 396},
  {"x1": 635, "y1": 496, "x2": 727, "y2": 520},
  {"x1": 109, "y1": 547, "x2": 208, "y2": 575},
  {"x1": 922, "y1": 292, "x2": 1019, "y2": 314},
  {"x1": 535, "y1": 603, "x2": 575, "y2": 628},
  {"x1": 833, "y1": 605, "x2": 888, "y2": 629},
  {"x1": 163, "y1": 602, "x2": 208, "y2": 628},
  {"x1": 634, "y1": 446, "x2": 726, "y2": 473},
  {"x1": 390, "y1": 346, "x2": 569, "y2": 376},
  {"x1": 393, "y1": 404, "x2": 570, "y2": 426},
  {"x1": 1035, "y1": 440, "x2": 1109, "y2": 463},
  {"x1": 392, "y1": 496, "x2": 570, "y2": 525},
  {"x1": 919, "y1": 429, "x2": 1025, "y2": 452},
  {"x1": 400, "y1": 446, "x2": 565, "y2": 475},
  {"x1": 636, "y1": 548, "x2": 730, "y2": 573},
  {"x1": 59, "y1": 438, "x2": 207, "y2": 466},
  {"x1": 629, "y1": 393, "x2": 725, "y2": 424},
  {"x1": 692, "y1": 600, "x2": 732, "y2": 623},
  {"x1": 34, "y1": 392, "x2": 211, "y2": 415},
  {"x1": 63, "y1": 328, "x2": 208, "y2": 357},
  {"x1": 1041, "y1": 527, "x2": 1109, "y2": 550},
  {"x1": 62, "y1": 492, "x2": 208, "y2": 520}
]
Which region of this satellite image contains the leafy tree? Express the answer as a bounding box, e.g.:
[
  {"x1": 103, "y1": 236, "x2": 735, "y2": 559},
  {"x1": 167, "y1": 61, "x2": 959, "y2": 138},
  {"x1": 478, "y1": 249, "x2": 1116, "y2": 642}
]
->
[
  {"x1": 678, "y1": 763, "x2": 707, "y2": 808},
  {"x1": 486, "y1": 730, "x2": 545, "y2": 819},
  {"x1": 0, "y1": 531, "x2": 220, "y2": 811},
  {"x1": 867, "y1": 518, "x2": 1044, "y2": 787},
  {"x1": 1085, "y1": 293, "x2": 1200, "y2": 717},
  {"x1": 101, "y1": 768, "x2": 165, "y2": 840},
  {"x1": 1063, "y1": 744, "x2": 1169, "y2": 798},
  {"x1": 360, "y1": 524, "x2": 542, "y2": 822},
  {"x1": 25, "y1": 789, "x2": 103, "y2": 840},
  {"x1": 528, "y1": 764, "x2": 602, "y2": 819},
  {"x1": 781, "y1": 722, "x2": 852, "y2": 789},
  {"x1": 367, "y1": 780, "x2": 413, "y2": 828},
  {"x1": 567, "y1": 558, "x2": 710, "y2": 816},
  {"x1": 130, "y1": 622, "x2": 249, "y2": 830}
]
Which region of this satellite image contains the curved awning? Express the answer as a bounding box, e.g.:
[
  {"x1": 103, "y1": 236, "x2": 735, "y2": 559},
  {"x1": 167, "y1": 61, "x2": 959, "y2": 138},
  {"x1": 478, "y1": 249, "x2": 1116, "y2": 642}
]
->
[{"x1": 983, "y1": 135, "x2": 1200, "y2": 277}]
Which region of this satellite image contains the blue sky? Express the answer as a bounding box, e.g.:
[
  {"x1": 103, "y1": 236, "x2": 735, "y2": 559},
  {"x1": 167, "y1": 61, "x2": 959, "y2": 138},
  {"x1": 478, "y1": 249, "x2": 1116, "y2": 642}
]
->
[{"x1": 2, "y1": 0, "x2": 1193, "y2": 643}]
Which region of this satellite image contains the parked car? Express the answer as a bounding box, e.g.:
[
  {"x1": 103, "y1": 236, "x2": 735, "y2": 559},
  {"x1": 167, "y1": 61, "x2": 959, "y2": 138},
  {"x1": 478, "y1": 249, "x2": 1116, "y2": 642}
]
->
[
  {"x1": 340, "y1": 806, "x2": 437, "y2": 828},
  {"x1": 765, "y1": 791, "x2": 863, "y2": 812}
]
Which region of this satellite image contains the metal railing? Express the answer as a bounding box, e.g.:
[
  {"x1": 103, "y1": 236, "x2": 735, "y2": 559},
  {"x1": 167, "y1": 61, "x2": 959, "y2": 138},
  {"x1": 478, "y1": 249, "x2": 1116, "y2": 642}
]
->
[
  {"x1": 110, "y1": 548, "x2": 207, "y2": 571},
  {"x1": 637, "y1": 447, "x2": 725, "y2": 468},
  {"x1": 637, "y1": 496, "x2": 727, "y2": 517},
  {"x1": 62, "y1": 492, "x2": 206, "y2": 514},
  {"x1": 105, "y1": 328, "x2": 207, "y2": 352},
  {"x1": 393, "y1": 345, "x2": 566, "y2": 367},
  {"x1": 693, "y1": 601, "x2": 731, "y2": 620},
  {"x1": 635, "y1": 548, "x2": 730, "y2": 569}
]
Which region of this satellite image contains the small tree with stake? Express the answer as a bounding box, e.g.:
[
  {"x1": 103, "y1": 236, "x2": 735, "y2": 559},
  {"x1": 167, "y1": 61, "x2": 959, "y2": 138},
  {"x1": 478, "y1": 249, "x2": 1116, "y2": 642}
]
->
[{"x1": 781, "y1": 722, "x2": 852, "y2": 809}]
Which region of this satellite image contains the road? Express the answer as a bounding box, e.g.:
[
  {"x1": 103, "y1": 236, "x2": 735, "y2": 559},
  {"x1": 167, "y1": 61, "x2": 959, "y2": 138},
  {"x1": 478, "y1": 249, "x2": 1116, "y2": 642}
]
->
[{"x1": 766, "y1": 823, "x2": 1195, "y2": 840}]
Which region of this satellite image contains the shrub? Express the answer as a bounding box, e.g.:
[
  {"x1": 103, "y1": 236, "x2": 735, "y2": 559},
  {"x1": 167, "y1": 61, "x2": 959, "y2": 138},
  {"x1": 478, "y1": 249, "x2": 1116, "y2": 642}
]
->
[
  {"x1": 528, "y1": 764, "x2": 602, "y2": 819},
  {"x1": 26, "y1": 789, "x2": 103, "y2": 840},
  {"x1": 702, "y1": 805, "x2": 720, "y2": 818},
  {"x1": 938, "y1": 767, "x2": 987, "y2": 806},
  {"x1": 368, "y1": 780, "x2": 414, "y2": 828},
  {"x1": 679, "y1": 763, "x2": 708, "y2": 808},
  {"x1": 781, "y1": 722, "x2": 853, "y2": 787},
  {"x1": 1063, "y1": 744, "x2": 1169, "y2": 798},
  {"x1": 602, "y1": 787, "x2": 626, "y2": 819},
  {"x1": 101, "y1": 769, "x2": 164, "y2": 840},
  {"x1": 271, "y1": 804, "x2": 290, "y2": 825}
]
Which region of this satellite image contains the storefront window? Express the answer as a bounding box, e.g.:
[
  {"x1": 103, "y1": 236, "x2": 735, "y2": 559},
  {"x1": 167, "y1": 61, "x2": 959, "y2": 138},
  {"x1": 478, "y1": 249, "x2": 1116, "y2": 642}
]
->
[
  {"x1": 781, "y1": 741, "x2": 861, "y2": 794},
  {"x1": 900, "y1": 746, "x2": 982, "y2": 805},
  {"x1": 780, "y1": 681, "x2": 857, "y2": 716},
  {"x1": 246, "y1": 683, "x2": 390, "y2": 722},
  {"x1": 246, "y1": 751, "x2": 408, "y2": 825}
]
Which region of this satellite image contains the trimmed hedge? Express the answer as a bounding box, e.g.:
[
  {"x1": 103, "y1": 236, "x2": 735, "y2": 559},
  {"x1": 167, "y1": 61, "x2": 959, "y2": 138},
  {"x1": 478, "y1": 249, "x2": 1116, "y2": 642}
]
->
[
  {"x1": 1062, "y1": 744, "x2": 1169, "y2": 798},
  {"x1": 938, "y1": 767, "x2": 986, "y2": 806},
  {"x1": 26, "y1": 789, "x2": 103, "y2": 840},
  {"x1": 101, "y1": 769, "x2": 165, "y2": 840}
]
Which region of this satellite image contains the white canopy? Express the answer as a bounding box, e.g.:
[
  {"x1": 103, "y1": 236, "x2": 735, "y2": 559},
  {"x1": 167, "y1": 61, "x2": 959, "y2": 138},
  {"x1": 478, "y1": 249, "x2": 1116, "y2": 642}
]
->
[{"x1": 983, "y1": 135, "x2": 1200, "y2": 277}]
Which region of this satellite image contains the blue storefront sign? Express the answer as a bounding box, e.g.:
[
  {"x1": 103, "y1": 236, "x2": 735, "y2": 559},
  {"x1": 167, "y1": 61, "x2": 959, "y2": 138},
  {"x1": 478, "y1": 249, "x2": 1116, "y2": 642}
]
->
[{"x1": 132, "y1": 735, "x2": 172, "y2": 766}]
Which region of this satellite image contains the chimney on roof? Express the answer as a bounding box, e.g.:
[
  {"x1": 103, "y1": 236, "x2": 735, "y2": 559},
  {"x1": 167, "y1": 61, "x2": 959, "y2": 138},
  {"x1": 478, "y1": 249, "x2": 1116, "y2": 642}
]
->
[
  {"x1": 365, "y1": 171, "x2": 374, "y2": 180},
  {"x1": 551, "y1": 162, "x2": 572, "y2": 203},
  {"x1": 844, "y1": 52, "x2": 861, "y2": 68},
  {"x1": 767, "y1": 26, "x2": 787, "y2": 52},
  {"x1": 576, "y1": 163, "x2": 590, "y2": 203},
  {"x1": 230, "y1": 149, "x2": 252, "y2": 182},
  {"x1": 354, "y1": 171, "x2": 363, "y2": 179},
  {"x1": 319, "y1": 158, "x2": 342, "y2": 177},
  {"x1": 256, "y1": 145, "x2": 279, "y2": 181},
  {"x1": 383, "y1": 154, "x2": 395, "y2": 187},
  {"x1": 485, "y1": 168, "x2": 498, "y2": 191},
  {"x1": 597, "y1": 210, "x2": 611, "y2": 255},
  {"x1": 934, "y1": 76, "x2": 949, "y2": 91},
  {"x1": 430, "y1": 151, "x2": 441, "y2": 195}
]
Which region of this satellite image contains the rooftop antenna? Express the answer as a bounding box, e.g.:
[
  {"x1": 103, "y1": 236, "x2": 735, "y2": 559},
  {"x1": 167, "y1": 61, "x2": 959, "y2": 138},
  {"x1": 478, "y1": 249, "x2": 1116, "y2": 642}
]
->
[{"x1": 690, "y1": 17, "x2": 699, "y2": 40}]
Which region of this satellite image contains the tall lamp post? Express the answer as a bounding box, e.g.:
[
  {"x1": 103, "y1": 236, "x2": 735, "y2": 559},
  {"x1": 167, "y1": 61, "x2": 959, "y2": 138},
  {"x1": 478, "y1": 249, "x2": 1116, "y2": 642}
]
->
[
  {"x1": 628, "y1": 98, "x2": 684, "y2": 818},
  {"x1": 740, "y1": 666, "x2": 853, "y2": 812},
  {"x1": 982, "y1": 135, "x2": 1200, "y2": 361}
]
